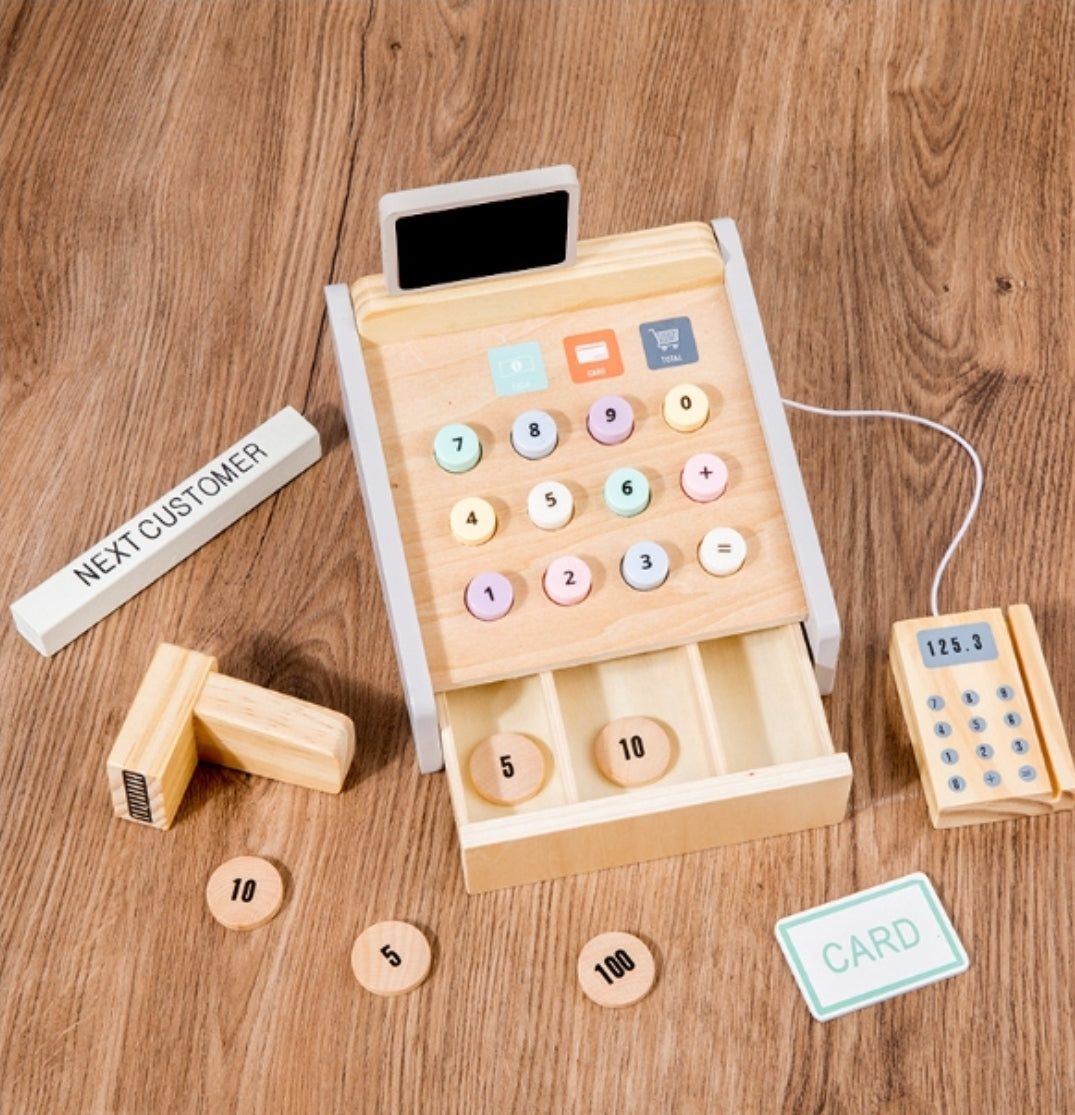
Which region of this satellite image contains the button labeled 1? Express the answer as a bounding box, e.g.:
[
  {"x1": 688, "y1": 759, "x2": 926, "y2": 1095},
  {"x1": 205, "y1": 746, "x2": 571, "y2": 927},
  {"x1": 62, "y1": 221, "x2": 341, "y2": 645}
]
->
[{"x1": 465, "y1": 572, "x2": 514, "y2": 620}]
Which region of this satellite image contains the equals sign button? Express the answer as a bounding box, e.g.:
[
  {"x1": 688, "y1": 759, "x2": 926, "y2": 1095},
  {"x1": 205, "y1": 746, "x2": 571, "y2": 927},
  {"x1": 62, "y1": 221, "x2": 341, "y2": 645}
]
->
[{"x1": 699, "y1": 527, "x2": 747, "y2": 577}]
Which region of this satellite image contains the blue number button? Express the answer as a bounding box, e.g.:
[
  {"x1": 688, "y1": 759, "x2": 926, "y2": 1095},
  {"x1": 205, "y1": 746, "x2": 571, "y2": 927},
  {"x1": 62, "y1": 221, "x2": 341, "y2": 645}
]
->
[
  {"x1": 996, "y1": 685, "x2": 1016, "y2": 701},
  {"x1": 948, "y1": 776, "x2": 967, "y2": 793},
  {"x1": 968, "y1": 716, "x2": 987, "y2": 734},
  {"x1": 940, "y1": 748, "x2": 960, "y2": 766},
  {"x1": 434, "y1": 423, "x2": 482, "y2": 473},
  {"x1": 960, "y1": 690, "x2": 980, "y2": 706},
  {"x1": 975, "y1": 743, "x2": 994, "y2": 759},
  {"x1": 510, "y1": 410, "x2": 558, "y2": 460},
  {"x1": 621, "y1": 541, "x2": 669, "y2": 591},
  {"x1": 1011, "y1": 738, "x2": 1030, "y2": 755},
  {"x1": 1004, "y1": 711, "x2": 1022, "y2": 728},
  {"x1": 934, "y1": 722, "x2": 953, "y2": 739},
  {"x1": 927, "y1": 695, "x2": 945, "y2": 712}
]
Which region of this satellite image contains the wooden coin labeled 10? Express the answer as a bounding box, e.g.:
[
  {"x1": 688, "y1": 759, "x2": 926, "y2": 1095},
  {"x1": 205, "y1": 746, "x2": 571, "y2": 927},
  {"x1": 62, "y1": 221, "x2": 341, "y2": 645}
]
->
[
  {"x1": 593, "y1": 716, "x2": 672, "y2": 787},
  {"x1": 205, "y1": 856, "x2": 285, "y2": 931}
]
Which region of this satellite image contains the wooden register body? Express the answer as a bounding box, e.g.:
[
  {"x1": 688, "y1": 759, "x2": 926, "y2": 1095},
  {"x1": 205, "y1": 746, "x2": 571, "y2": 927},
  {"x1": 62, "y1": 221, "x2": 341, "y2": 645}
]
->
[{"x1": 329, "y1": 221, "x2": 852, "y2": 891}]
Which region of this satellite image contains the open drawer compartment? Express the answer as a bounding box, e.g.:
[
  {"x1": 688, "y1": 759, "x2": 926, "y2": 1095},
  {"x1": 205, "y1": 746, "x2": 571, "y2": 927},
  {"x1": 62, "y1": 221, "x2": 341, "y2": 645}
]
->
[{"x1": 439, "y1": 624, "x2": 851, "y2": 893}]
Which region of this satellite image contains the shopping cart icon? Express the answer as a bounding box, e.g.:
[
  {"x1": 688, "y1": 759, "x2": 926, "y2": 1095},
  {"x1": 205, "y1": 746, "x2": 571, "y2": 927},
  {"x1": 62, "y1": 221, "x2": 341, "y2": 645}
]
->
[
  {"x1": 647, "y1": 326, "x2": 680, "y2": 352},
  {"x1": 640, "y1": 316, "x2": 698, "y2": 368}
]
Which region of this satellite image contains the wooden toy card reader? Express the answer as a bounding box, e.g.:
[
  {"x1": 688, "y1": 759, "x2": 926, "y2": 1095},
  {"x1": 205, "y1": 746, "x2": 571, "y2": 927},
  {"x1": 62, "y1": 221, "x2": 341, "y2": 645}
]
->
[
  {"x1": 891, "y1": 605, "x2": 1075, "y2": 828},
  {"x1": 326, "y1": 166, "x2": 852, "y2": 891}
]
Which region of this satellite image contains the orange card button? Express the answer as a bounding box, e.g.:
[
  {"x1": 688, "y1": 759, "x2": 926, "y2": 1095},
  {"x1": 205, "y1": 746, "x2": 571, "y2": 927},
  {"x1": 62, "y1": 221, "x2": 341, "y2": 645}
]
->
[{"x1": 564, "y1": 329, "x2": 624, "y2": 384}]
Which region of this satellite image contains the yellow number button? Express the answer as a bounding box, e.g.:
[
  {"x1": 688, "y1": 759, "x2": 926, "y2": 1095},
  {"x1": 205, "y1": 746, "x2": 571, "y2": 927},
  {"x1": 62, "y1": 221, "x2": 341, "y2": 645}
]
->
[
  {"x1": 450, "y1": 496, "x2": 497, "y2": 545},
  {"x1": 662, "y1": 383, "x2": 709, "y2": 432}
]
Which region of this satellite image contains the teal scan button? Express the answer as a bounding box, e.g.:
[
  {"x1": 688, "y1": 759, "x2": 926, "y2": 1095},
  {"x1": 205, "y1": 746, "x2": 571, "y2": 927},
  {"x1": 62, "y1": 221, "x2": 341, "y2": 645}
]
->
[
  {"x1": 488, "y1": 342, "x2": 548, "y2": 397},
  {"x1": 640, "y1": 316, "x2": 699, "y2": 369}
]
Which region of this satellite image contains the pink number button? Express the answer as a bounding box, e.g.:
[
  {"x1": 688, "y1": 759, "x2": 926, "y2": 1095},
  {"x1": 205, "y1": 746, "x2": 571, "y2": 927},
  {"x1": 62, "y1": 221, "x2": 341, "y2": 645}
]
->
[
  {"x1": 587, "y1": 395, "x2": 634, "y2": 445},
  {"x1": 542, "y1": 556, "x2": 592, "y2": 606},
  {"x1": 681, "y1": 453, "x2": 729, "y2": 502},
  {"x1": 465, "y1": 572, "x2": 514, "y2": 621}
]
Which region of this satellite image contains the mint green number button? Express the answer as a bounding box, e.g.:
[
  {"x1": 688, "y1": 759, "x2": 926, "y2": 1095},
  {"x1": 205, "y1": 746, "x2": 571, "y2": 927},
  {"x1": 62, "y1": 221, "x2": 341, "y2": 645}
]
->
[
  {"x1": 434, "y1": 423, "x2": 482, "y2": 473},
  {"x1": 604, "y1": 468, "x2": 650, "y2": 517}
]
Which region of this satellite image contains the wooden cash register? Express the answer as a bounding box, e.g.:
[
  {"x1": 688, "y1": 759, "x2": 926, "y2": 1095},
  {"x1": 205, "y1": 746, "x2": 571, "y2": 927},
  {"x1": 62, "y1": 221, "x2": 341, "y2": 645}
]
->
[{"x1": 326, "y1": 167, "x2": 852, "y2": 892}]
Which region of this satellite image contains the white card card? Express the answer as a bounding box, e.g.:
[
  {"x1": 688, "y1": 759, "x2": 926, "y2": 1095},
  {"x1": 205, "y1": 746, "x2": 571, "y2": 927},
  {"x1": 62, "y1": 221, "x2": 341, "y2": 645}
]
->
[{"x1": 775, "y1": 872, "x2": 968, "y2": 1021}]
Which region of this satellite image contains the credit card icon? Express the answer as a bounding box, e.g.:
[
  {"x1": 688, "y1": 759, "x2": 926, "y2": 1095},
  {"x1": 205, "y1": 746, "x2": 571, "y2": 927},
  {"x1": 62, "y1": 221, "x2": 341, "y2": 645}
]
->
[
  {"x1": 564, "y1": 330, "x2": 623, "y2": 384},
  {"x1": 574, "y1": 341, "x2": 610, "y2": 364}
]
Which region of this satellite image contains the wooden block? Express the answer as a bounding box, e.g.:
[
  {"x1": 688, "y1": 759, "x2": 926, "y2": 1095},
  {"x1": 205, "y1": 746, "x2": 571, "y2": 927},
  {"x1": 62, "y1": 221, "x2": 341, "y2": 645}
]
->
[
  {"x1": 106, "y1": 644, "x2": 217, "y2": 829},
  {"x1": 890, "y1": 605, "x2": 1075, "y2": 827},
  {"x1": 10, "y1": 407, "x2": 321, "y2": 657},
  {"x1": 107, "y1": 643, "x2": 356, "y2": 829},
  {"x1": 193, "y1": 673, "x2": 354, "y2": 794}
]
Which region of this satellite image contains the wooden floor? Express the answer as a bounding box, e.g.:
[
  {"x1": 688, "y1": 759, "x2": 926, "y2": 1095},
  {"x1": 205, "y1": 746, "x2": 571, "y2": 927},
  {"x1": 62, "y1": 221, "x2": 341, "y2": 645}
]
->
[{"x1": 3, "y1": 2, "x2": 1073, "y2": 1111}]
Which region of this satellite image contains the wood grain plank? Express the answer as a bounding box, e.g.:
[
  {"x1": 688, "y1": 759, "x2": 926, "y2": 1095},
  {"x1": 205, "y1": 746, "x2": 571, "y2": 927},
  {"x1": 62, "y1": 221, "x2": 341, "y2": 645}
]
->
[{"x1": 3, "y1": 2, "x2": 1074, "y2": 1112}]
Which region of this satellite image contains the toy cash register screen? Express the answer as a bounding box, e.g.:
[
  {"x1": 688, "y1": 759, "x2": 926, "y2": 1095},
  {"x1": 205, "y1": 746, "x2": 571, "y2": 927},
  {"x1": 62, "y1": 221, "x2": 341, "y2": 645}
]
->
[
  {"x1": 916, "y1": 623, "x2": 999, "y2": 668},
  {"x1": 394, "y1": 190, "x2": 571, "y2": 290}
]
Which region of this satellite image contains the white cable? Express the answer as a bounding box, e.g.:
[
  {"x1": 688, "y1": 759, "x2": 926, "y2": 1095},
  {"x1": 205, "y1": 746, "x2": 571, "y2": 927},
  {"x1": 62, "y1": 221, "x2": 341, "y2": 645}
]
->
[{"x1": 782, "y1": 399, "x2": 984, "y2": 617}]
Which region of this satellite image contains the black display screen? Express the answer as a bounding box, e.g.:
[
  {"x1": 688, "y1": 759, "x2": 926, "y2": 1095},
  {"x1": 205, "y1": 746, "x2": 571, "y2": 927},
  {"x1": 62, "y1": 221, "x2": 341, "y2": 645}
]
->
[{"x1": 394, "y1": 190, "x2": 571, "y2": 290}]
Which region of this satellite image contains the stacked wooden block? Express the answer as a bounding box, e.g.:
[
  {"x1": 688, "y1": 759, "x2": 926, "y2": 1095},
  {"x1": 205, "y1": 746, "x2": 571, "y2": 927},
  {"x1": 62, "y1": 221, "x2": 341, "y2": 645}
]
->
[{"x1": 107, "y1": 643, "x2": 355, "y2": 829}]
